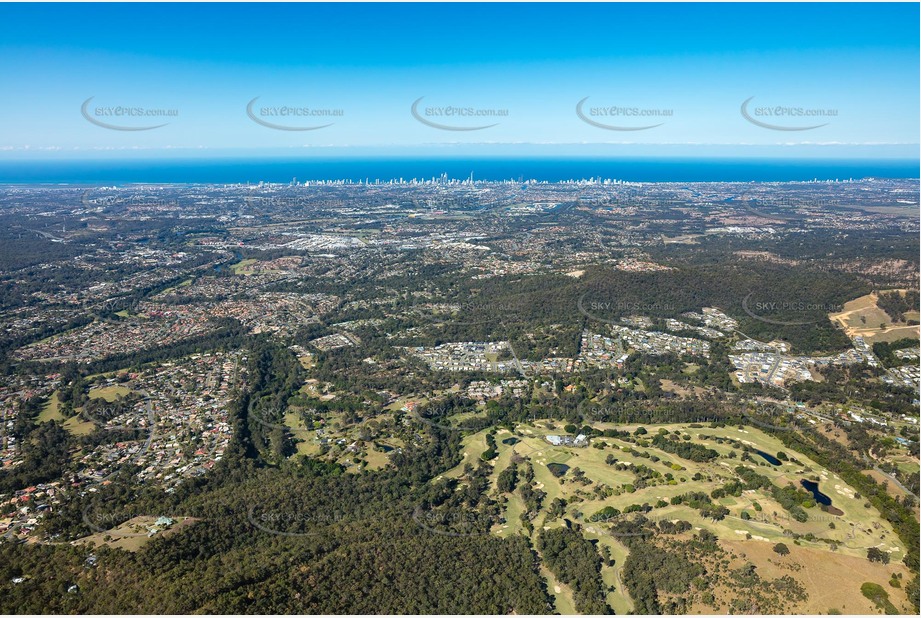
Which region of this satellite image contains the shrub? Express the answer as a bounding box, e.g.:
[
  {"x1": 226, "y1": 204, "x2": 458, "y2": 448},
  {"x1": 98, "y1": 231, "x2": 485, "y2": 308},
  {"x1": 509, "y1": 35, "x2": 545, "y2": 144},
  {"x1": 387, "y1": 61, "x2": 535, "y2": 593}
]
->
[{"x1": 861, "y1": 582, "x2": 899, "y2": 614}]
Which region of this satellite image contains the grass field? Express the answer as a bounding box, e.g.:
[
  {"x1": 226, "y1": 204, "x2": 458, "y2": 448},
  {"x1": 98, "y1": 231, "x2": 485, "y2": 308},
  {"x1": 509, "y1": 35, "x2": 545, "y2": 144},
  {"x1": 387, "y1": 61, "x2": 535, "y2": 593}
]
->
[
  {"x1": 361, "y1": 447, "x2": 389, "y2": 470},
  {"x1": 158, "y1": 278, "x2": 194, "y2": 296},
  {"x1": 720, "y1": 539, "x2": 915, "y2": 614},
  {"x1": 88, "y1": 384, "x2": 131, "y2": 402},
  {"x1": 63, "y1": 415, "x2": 95, "y2": 436},
  {"x1": 440, "y1": 431, "x2": 490, "y2": 480},
  {"x1": 283, "y1": 410, "x2": 319, "y2": 456},
  {"x1": 495, "y1": 492, "x2": 526, "y2": 538},
  {"x1": 41, "y1": 391, "x2": 106, "y2": 435},
  {"x1": 229, "y1": 258, "x2": 259, "y2": 275},
  {"x1": 892, "y1": 454, "x2": 920, "y2": 476},
  {"x1": 37, "y1": 392, "x2": 64, "y2": 423}
]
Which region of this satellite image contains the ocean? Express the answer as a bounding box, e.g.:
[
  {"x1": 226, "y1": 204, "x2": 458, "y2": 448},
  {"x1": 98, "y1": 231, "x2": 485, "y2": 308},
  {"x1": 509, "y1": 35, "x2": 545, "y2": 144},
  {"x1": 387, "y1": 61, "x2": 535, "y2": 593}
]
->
[{"x1": 0, "y1": 157, "x2": 917, "y2": 184}]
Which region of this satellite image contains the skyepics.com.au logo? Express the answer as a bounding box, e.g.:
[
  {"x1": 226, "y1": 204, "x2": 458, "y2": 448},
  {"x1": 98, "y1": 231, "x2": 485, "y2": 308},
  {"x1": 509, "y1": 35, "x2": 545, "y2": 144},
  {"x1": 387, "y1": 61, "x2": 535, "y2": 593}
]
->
[
  {"x1": 577, "y1": 292, "x2": 676, "y2": 325},
  {"x1": 576, "y1": 399, "x2": 726, "y2": 427},
  {"x1": 82, "y1": 295, "x2": 144, "y2": 318},
  {"x1": 80, "y1": 398, "x2": 154, "y2": 431},
  {"x1": 576, "y1": 97, "x2": 672, "y2": 131},
  {"x1": 246, "y1": 400, "x2": 313, "y2": 436},
  {"x1": 411, "y1": 97, "x2": 507, "y2": 131},
  {"x1": 735, "y1": 197, "x2": 799, "y2": 223},
  {"x1": 740, "y1": 401, "x2": 806, "y2": 433},
  {"x1": 243, "y1": 195, "x2": 330, "y2": 210},
  {"x1": 81, "y1": 97, "x2": 178, "y2": 131},
  {"x1": 576, "y1": 399, "x2": 625, "y2": 425},
  {"x1": 410, "y1": 296, "x2": 528, "y2": 327},
  {"x1": 246, "y1": 97, "x2": 343, "y2": 131},
  {"x1": 411, "y1": 505, "x2": 502, "y2": 537},
  {"x1": 411, "y1": 401, "x2": 481, "y2": 433},
  {"x1": 247, "y1": 504, "x2": 349, "y2": 537},
  {"x1": 742, "y1": 292, "x2": 842, "y2": 326},
  {"x1": 81, "y1": 189, "x2": 177, "y2": 210},
  {"x1": 740, "y1": 96, "x2": 836, "y2": 131}
]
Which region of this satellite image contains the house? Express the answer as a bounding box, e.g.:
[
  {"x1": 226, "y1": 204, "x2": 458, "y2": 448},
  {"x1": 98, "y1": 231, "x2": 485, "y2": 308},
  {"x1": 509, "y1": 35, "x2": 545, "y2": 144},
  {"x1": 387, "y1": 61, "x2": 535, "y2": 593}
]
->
[
  {"x1": 147, "y1": 516, "x2": 175, "y2": 536},
  {"x1": 545, "y1": 434, "x2": 589, "y2": 447}
]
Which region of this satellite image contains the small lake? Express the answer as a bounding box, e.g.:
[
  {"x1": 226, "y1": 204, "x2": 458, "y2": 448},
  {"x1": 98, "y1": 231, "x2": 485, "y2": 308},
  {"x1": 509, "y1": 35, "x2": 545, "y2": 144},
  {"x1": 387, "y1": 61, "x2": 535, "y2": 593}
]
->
[
  {"x1": 800, "y1": 479, "x2": 832, "y2": 506},
  {"x1": 754, "y1": 449, "x2": 781, "y2": 466}
]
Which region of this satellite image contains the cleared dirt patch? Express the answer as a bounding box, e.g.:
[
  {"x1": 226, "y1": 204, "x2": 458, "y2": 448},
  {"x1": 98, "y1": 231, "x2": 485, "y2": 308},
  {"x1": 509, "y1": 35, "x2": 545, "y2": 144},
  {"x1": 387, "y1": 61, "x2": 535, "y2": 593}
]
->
[{"x1": 829, "y1": 292, "x2": 920, "y2": 345}]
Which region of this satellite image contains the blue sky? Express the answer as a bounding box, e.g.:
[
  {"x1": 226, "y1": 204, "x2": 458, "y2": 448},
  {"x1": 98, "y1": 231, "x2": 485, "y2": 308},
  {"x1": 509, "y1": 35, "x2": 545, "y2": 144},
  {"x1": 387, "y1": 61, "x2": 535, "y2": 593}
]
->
[{"x1": 0, "y1": 2, "x2": 918, "y2": 159}]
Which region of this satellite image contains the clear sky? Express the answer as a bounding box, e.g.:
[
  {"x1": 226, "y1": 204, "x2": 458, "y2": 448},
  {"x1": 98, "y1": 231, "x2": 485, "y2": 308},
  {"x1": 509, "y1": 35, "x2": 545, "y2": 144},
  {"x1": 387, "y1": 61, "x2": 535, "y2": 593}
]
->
[{"x1": 0, "y1": 2, "x2": 918, "y2": 159}]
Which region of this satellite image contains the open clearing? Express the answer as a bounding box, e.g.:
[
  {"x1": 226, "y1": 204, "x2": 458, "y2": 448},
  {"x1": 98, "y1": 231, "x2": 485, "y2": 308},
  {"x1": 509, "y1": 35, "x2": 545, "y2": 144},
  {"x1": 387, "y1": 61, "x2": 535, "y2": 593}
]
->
[
  {"x1": 88, "y1": 384, "x2": 132, "y2": 402},
  {"x1": 284, "y1": 410, "x2": 319, "y2": 456},
  {"x1": 722, "y1": 539, "x2": 915, "y2": 614},
  {"x1": 829, "y1": 292, "x2": 920, "y2": 344},
  {"x1": 37, "y1": 392, "x2": 64, "y2": 423},
  {"x1": 73, "y1": 516, "x2": 198, "y2": 552},
  {"x1": 229, "y1": 258, "x2": 259, "y2": 275},
  {"x1": 63, "y1": 415, "x2": 95, "y2": 436},
  {"x1": 41, "y1": 392, "x2": 97, "y2": 435},
  {"x1": 283, "y1": 405, "x2": 403, "y2": 472}
]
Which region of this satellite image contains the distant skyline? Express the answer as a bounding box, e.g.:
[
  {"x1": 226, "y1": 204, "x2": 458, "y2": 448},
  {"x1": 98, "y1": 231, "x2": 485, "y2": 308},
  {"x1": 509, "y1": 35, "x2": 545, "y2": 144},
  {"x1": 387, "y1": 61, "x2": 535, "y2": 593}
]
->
[{"x1": 0, "y1": 2, "x2": 918, "y2": 159}]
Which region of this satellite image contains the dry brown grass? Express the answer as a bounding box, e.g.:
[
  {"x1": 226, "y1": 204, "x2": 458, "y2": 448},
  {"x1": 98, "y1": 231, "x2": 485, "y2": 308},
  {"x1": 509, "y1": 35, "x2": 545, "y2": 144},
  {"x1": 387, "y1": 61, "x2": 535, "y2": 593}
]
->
[
  {"x1": 73, "y1": 516, "x2": 198, "y2": 552},
  {"x1": 721, "y1": 539, "x2": 915, "y2": 614},
  {"x1": 829, "y1": 292, "x2": 920, "y2": 345}
]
